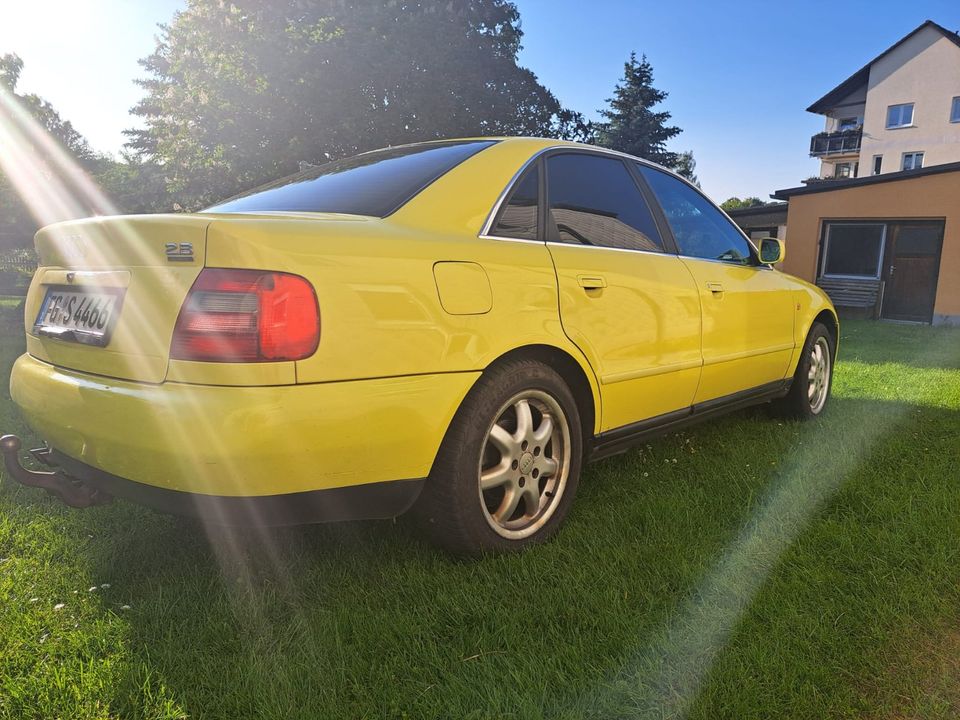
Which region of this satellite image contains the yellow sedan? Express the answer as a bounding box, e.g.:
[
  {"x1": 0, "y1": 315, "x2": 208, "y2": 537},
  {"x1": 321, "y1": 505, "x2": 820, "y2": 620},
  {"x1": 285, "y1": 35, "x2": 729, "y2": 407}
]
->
[{"x1": 2, "y1": 137, "x2": 837, "y2": 555}]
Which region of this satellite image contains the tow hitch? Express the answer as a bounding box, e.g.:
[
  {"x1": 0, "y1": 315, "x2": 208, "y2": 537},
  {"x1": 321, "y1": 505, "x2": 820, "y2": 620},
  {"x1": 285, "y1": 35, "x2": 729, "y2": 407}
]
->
[{"x1": 0, "y1": 435, "x2": 112, "y2": 508}]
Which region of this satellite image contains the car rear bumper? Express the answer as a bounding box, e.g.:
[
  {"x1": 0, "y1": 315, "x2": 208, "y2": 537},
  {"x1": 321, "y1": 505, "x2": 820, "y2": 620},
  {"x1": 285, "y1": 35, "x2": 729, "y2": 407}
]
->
[
  {"x1": 9, "y1": 353, "x2": 477, "y2": 504},
  {"x1": 59, "y1": 449, "x2": 425, "y2": 524}
]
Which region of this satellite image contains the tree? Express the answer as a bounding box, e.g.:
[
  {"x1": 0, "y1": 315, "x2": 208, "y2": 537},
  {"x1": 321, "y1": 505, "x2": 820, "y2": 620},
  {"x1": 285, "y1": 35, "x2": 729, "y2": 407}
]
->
[
  {"x1": 720, "y1": 197, "x2": 770, "y2": 211},
  {"x1": 127, "y1": 0, "x2": 589, "y2": 209},
  {"x1": 1, "y1": 53, "x2": 95, "y2": 166},
  {"x1": 673, "y1": 150, "x2": 699, "y2": 186},
  {"x1": 594, "y1": 52, "x2": 682, "y2": 169},
  {"x1": 0, "y1": 53, "x2": 103, "y2": 250},
  {"x1": 0, "y1": 54, "x2": 172, "y2": 251}
]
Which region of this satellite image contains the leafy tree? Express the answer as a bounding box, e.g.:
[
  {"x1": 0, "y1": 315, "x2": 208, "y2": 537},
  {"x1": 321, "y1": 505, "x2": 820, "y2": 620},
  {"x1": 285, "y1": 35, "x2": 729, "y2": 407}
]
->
[
  {"x1": 1, "y1": 53, "x2": 95, "y2": 166},
  {"x1": 0, "y1": 53, "x2": 102, "y2": 250},
  {"x1": 127, "y1": 0, "x2": 589, "y2": 209},
  {"x1": 95, "y1": 153, "x2": 171, "y2": 215},
  {"x1": 0, "y1": 53, "x2": 172, "y2": 252},
  {"x1": 720, "y1": 196, "x2": 770, "y2": 211},
  {"x1": 594, "y1": 52, "x2": 683, "y2": 169}
]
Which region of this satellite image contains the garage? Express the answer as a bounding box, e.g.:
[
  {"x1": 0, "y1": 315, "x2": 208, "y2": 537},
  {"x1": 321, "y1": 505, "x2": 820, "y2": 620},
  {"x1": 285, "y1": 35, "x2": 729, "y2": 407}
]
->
[{"x1": 774, "y1": 162, "x2": 960, "y2": 325}]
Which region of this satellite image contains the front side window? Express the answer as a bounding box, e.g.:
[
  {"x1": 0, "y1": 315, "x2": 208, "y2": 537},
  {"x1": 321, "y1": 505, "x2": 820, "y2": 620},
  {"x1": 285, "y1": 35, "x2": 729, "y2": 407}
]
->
[
  {"x1": 834, "y1": 163, "x2": 852, "y2": 178},
  {"x1": 204, "y1": 140, "x2": 496, "y2": 217},
  {"x1": 822, "y1": 223, "x2": 884, "y2": 278},
  {"x1": 951, "y1": 97, "x2": 960, "y2": 123},
  {"x1": 873, "y1": 155, "x2": 883, "y2": 175},
  {"x1": 544, "y1": 154, "x2": 663, "y2": 252},
  {"x1": 886, "y1": 103, "x2": 914, "y2": 128},
  {"x1": 637, "y1": 164, "x2": 754, "y2": 265},
  {"x1": 490, "y1": 165, "x2": 538, "y2": 240},
  {"x1": 902, "y1": 152, "x2": 924, "y2": 171}
]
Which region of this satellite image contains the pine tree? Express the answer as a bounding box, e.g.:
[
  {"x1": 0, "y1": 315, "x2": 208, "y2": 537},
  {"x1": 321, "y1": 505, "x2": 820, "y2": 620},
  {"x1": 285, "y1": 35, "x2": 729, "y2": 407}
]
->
[{"x1": 595, "y1": 53, "x2": 682, "y2": 169}]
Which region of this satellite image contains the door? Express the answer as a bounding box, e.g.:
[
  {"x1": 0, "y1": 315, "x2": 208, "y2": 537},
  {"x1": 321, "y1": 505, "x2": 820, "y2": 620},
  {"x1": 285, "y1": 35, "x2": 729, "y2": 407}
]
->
[
  {"x1": 636, "y1": 164, "x2": 796, "y2": 403},
  {"x1": 543, "y1": 153, "x2": 702, "y2": 432},
  {"x1": 881, "y1": 222, "x2": 943, "y2": 322}
]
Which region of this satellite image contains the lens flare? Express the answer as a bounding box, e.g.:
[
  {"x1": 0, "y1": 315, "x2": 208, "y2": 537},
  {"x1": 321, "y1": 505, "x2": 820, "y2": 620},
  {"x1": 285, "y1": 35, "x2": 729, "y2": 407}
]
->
[
  {"x1": 584, "y1": 331, "x2": 960, "y2": 718},
  {"x1": 2, "y1": 79, "x2": 308, "y2": 613}
]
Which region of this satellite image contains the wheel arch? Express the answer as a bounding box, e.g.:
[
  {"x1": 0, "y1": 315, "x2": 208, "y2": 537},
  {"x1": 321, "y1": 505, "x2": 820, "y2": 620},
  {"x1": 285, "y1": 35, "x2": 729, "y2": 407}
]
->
[
  {"x1": 481, "y1": 344, "x2": 600, "y2": 440},
  {"x1": 813, "y1": 308, "x2": 839, "y2": 357}
]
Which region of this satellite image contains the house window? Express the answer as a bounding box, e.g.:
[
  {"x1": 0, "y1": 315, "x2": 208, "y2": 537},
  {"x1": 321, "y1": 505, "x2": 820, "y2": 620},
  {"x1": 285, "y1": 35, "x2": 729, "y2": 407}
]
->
[
  {"x1": 951, "y1": 97, "x2": 960, "y2": 123},
  {"x1": 821, "y1": 223, "x2": 885, "y2": 278},
  {"x1": 886, "y1": 103, "x2": 914, "y2": 128},
  {"x1": 901, "y1": 152, "x2": 924, "y2": 170},
  {"x1": 834, "y1": 163, "x2": 852, "y2": 178},
  {"x1": 838, "y1": 117, "x2": 859, "y2": 131},
  {"x1": 872, "y1": 155, "x2": 883, "y2": 175}
]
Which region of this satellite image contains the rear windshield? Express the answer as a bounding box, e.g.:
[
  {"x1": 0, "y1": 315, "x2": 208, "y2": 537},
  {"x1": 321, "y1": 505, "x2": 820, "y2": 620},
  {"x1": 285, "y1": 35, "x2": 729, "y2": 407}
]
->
[{"x1": 204, "y1": 140, "x2": 497, "y2": 217}]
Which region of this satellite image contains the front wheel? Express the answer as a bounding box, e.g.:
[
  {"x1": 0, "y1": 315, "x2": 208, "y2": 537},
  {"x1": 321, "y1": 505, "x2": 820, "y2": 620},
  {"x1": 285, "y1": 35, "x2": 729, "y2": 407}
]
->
[
  {"x1": 773, "y1": 321, "x2": 835, "y2": 420},
  {"x1": 413, "y1": 359, "x2": 583, "y2": 556}
]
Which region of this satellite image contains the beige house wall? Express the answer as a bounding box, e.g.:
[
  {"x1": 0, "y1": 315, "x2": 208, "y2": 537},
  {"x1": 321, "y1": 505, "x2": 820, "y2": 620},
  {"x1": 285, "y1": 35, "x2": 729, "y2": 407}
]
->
[{"x1": 859, "y1": 26, "x2": 960, "y2": 173}]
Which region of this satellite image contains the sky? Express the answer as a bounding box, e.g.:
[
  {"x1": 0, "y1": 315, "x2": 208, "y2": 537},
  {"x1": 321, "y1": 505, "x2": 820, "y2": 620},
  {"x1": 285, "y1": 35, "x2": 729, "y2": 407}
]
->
[{"x1": 1, "y1": 0, "x2": 958, "y2": 201}]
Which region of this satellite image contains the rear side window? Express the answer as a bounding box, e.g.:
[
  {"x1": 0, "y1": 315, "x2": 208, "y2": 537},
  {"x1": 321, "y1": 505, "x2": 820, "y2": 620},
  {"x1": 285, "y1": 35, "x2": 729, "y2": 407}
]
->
[
  {"x1": 205, "y1": 140, "x2": 496, "y2": 217},
  {"x1": 545, "y1": 154, "x2": 663, "y2": 252},
  {"x1": 637, "y1": 164, "x2": 755, "y2": 265},
  {"x1": 490, "y1": 165, "x2": 539, "y2": 240}
]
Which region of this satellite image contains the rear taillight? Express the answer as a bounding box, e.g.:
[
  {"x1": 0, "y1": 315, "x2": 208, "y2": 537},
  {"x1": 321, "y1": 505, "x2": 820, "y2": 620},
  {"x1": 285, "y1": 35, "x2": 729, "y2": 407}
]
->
[{"x1": 171, "y1": 269, "x2": 319, "y2": 362}]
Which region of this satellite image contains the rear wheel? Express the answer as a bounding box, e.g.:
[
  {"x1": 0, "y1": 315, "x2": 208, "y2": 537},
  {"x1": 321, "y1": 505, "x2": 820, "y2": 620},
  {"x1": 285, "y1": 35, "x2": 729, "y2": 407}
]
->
[
  {"x1": 413, "y1": 359, "x2": 582, "y2": 556},
  {"x1": 773, "y1": 321, "x2": 835, "y2": 419}
]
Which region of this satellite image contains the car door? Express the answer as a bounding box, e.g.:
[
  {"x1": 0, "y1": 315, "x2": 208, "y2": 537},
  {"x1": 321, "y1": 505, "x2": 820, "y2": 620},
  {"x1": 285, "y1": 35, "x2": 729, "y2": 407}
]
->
[
  {"x1": 542, "y1": 152, "x2": 702, "y2": 433},
  {"x1": 636, "y1": 164, "x2": 795, "y2": 404}
]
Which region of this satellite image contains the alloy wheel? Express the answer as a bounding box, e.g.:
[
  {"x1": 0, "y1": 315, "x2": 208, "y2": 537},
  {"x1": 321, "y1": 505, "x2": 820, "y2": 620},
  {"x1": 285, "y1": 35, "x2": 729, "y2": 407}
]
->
[{"x1": 477, "y1": 390, "x2": 571, "y2": 540}]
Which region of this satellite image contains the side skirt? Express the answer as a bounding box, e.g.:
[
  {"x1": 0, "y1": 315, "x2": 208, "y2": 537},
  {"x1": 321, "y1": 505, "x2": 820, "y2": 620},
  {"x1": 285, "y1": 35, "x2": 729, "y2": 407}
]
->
[{"x1": 589, "y1": 380, "x2": 791, "y2": 461}]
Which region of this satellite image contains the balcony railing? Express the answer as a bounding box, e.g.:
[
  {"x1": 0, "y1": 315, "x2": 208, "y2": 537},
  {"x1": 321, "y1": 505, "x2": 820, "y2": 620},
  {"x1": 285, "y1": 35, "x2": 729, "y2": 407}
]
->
[{"x1": 809, "y1": 128, "x2": 862, "y2": 157}]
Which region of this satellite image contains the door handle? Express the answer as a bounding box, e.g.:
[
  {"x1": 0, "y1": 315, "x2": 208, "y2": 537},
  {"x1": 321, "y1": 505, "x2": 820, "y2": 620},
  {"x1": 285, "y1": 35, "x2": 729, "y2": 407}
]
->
[
  {"x1": 706, "y1": 282, "x2": 724, "y2": 296},
  {"x1": 577, "y1": 275, "x2": 607, "y2": 290}
]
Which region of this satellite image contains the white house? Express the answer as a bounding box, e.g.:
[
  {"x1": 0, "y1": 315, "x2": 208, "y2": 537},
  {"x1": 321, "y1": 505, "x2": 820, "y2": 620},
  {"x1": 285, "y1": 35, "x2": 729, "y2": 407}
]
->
[{"x1": 807, "y1": 20, "x2": 960, "y2": 180}]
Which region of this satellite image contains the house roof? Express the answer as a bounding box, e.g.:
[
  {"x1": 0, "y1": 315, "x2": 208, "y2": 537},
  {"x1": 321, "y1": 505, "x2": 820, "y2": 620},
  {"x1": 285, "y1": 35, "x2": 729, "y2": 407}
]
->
[
  {"x1": 772, "y1": 161, "x2": 960, "y2": 200},
  {"x1": 806, "y1": 20, "x2": 960, "y2": 114},
  {"x1": 725, "y1": 203, "x2": 788, "y2": 218}
]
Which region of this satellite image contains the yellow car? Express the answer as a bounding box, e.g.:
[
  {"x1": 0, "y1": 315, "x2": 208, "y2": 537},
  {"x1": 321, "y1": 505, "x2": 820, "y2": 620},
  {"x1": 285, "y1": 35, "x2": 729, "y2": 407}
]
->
[{"x1": 2, "y1": 137, "x2": 837, "y2": 554}]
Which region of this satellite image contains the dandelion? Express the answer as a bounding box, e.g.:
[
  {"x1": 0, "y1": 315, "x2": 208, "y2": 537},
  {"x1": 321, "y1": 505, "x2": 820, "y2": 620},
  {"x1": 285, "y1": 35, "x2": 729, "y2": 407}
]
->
[
  {"x1": 643, "y1": 472, "x2": 649, "y2": 478},
  {"x1": 100, "y1": 583, "x2": 111, "y2": 590}
]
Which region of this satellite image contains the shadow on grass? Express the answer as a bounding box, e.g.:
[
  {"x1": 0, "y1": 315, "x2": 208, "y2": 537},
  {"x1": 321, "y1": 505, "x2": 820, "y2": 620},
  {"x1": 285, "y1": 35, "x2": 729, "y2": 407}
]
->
[{"x1": 56, "y1": 394, "x2": 959, "y2": 719}]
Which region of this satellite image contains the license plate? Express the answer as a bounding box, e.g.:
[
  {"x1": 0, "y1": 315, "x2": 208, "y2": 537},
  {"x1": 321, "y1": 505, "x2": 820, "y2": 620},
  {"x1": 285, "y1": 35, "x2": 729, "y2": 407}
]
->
[{"x1": 33, "y1": 286, "x2": 125, "y2": 347}]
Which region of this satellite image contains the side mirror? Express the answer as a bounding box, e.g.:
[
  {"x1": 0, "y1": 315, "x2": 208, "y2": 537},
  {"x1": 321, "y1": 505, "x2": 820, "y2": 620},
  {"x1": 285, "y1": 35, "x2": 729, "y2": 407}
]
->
[{"x1": 759, "y1": 237, "x2": 785, "y2": 265}]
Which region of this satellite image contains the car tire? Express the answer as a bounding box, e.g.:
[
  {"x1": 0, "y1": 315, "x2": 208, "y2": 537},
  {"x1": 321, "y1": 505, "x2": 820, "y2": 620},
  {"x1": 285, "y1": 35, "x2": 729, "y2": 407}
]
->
[
  {"x1": 773, "y1": 321, "x2": 835, "y2": 420},
  {"x1": 413, "y1": 358, "x2": 583, "y2": 556}
]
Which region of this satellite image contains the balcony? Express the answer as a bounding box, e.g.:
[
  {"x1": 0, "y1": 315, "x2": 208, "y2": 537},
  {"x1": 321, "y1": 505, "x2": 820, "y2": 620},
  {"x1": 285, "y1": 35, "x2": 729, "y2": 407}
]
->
[{"x1": 809, "y1": 128, "x2": 862, "y2": 157}]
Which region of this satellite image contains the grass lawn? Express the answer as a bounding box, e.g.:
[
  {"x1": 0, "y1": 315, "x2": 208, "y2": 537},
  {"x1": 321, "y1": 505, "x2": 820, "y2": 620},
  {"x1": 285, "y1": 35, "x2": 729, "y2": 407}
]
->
[{"x1": 1, "y1": 304, "x2": 959, "y2": 719}]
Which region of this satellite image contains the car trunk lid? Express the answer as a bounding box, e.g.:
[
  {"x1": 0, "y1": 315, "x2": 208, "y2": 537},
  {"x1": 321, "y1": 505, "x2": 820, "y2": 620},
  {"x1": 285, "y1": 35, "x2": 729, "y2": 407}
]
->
[{"x1": 25, "y1": 214, "x2": 210, "y2": 383}]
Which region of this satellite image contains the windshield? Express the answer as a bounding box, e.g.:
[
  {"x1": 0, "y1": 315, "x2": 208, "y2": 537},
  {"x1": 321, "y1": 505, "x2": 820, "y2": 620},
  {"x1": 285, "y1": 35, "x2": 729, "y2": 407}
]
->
[{"x1": 203, "y1": 140, "x2": 497, "y2": 217}]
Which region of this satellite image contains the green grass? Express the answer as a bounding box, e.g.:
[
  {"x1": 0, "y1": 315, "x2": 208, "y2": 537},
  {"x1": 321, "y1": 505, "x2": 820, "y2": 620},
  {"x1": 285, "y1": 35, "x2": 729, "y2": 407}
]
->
[{"x1": 1, "y1": 312, "x2": 959, "y2": 719}]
